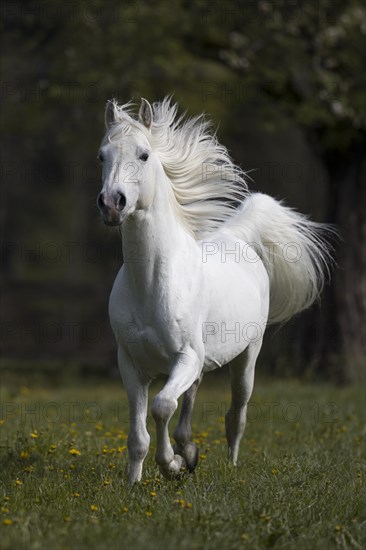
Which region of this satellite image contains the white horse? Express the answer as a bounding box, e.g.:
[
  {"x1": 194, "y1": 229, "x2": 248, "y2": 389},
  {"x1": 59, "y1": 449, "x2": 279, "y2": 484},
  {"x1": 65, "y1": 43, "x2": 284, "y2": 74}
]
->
[{"x1": 97, "y1": 97, "x2": 332, "y2": 482}]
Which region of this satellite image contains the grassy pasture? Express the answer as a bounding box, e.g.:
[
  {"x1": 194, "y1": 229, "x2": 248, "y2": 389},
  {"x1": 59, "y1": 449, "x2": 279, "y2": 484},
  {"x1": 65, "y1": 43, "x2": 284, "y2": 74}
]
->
[{"x1": 0, "y1": 376, "x2": 365, "y2": 549}]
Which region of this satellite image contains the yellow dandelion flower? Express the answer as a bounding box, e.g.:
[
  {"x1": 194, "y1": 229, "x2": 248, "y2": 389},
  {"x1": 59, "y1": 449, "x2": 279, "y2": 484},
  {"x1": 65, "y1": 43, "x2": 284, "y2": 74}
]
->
[
  {"x1": 271, "y1": 469, "x2": 279, "y2": 475},
  {"x1": 3, "y1": 496, "x2": 10, "y2": 501},
  {"x1": 103, "y1": 480, "x2": 110, "y2": 486},
  {"x1": 24, "y1": 466, "x2": 34, "y2": 473},
  {"x1": 335, "y1": 525, "x2": 343, "y2": 532},
  {"x1": 72, "y1": 492, "x2": 80, "y2": 498},
  {"x1": 19, "y1": 451, "x2": 29, "y2": 459},
  {"x1": 1, "y1": 507, "x2": 9, "y2": 514},
  {"x1": 146, "y1": 511, "x2": 153, "y2": 517},
  {"x1": 3, "y1": 518, "x2": 13, "y2": 525},
  {"x1": 30, "y1": 432, "x2": 38, "y2": 439},
  {"x1": 0, "y1": 420, "x2": 5, "y2": 426},
  {"x1": 259, "y1": 513, "x2": 271, "y2": 521},
  {"x1": 90, "y1": 504, "x2": 98, "y2": 512},
  {"x1": 200, "y1": 454, "x2": 207, "y2": 460},
  {"x1": 186, "y1": 502, "x2": 192, "y2": 509},
  {"x1": 117, "y1": 446, "x2": 127, "y2": 453},
  {"x1": 14, "y1": 479, "x2": 23, "y2": 486},
  {"x1": 69, "y1": 464, "x2": 75, "y2": 470},
  {"x1": 69, "y1": 448, "x2": 81, "y2": 456},
  {"x1": 150, "y1": 491, "x2": 157, "y2": 497},
  {"x1": 121, "y1": 507, "x2": 128, "y2": 513}
]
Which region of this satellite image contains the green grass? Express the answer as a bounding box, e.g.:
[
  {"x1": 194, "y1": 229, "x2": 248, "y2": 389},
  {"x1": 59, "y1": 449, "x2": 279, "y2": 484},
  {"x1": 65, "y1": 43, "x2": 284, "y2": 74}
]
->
[{"x1": 0, "y1": 376, "x2": 365, "y2": 549}]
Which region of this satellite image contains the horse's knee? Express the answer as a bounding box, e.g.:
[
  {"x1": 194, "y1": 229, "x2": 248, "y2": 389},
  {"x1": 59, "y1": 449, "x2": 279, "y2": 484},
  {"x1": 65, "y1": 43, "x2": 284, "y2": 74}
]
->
[
  {"x1": 173, "y1": 423, "x2": 191, "y2": 447},
  {"x1": 128, "y1": 431, "x2": 150, "y2": 462},
  {"x1": 152, "y1": 393, "x2": 178, "y2": 423}
]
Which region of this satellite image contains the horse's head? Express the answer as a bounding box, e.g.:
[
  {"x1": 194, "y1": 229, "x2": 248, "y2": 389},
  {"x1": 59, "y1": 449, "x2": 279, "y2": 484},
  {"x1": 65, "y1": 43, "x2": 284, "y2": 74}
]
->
[{"x1": 97, "y1": 98, "x2": 155, "y2": 226}]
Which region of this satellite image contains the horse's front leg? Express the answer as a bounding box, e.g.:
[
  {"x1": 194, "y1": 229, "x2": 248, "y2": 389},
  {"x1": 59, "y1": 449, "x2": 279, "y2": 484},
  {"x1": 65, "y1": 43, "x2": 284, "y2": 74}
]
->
[
  {"x1": 118, "y1": 347, "x2": 151, "y2": 483},
  {"x1": 151, "y1": 348, "x2": 202, "y2": 479},
  {"x1": 173, "y1": 376, "x2": 202, "y2": 472}
]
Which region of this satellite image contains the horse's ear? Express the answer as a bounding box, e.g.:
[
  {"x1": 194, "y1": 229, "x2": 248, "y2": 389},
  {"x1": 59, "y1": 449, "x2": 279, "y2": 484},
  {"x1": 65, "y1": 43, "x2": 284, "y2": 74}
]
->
[
  {"x1": 138, "y1": 98, "x2": 153, "y2": 130},
  {"x1": 105, "y1": 100, "x2": 116, "y2": 129}
]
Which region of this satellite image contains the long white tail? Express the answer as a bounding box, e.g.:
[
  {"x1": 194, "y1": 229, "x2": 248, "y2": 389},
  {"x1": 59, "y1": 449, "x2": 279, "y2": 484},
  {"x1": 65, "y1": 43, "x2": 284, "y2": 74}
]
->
[{"x1": 225, "y1": 193, "x2": 335, "y2": 324}]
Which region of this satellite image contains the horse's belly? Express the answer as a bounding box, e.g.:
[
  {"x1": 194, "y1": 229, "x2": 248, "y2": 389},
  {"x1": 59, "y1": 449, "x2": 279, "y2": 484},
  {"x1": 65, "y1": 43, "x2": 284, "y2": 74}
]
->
[
  {"x1": 202, "y1": 257, "x2": 269, "y2": 369},
  {"x1": 202, "y1": 297, "x2": 267, "y2": 367}
]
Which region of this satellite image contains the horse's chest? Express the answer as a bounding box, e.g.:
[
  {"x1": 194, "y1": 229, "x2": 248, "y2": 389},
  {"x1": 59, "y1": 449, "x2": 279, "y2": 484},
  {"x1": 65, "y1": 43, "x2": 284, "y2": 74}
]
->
[
  {"x1": 109, "y1": 265, "x2": 203, "y2": 375},
  {"x1": 115, "y1": 308, "x2": 188, "y2": 374}
]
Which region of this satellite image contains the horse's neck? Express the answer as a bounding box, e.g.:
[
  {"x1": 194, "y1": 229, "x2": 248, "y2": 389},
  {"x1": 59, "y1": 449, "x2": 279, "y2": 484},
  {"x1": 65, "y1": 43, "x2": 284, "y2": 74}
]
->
[{"x1": 121, "y1": 176, "x2": 192, "y2": 294}]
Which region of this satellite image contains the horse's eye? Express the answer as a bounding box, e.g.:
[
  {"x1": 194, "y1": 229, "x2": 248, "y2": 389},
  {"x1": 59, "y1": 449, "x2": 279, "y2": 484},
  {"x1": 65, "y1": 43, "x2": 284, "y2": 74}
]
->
[
  {"x1": 98, "y1": 154, "x2": 104, "y2": 162},
  {"x1": 139, "y1": 152, "x2": 149, "y2": 162}
]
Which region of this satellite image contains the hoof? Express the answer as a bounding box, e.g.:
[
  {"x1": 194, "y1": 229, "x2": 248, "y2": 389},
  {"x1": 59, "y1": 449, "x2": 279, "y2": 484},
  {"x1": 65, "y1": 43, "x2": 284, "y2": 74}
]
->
[
  {"x1": 159, "y1": 454, "x2": 187, "y2": 480},
  {"x1": 173, "y1": 442, "x2": 199, "y2": 473}
]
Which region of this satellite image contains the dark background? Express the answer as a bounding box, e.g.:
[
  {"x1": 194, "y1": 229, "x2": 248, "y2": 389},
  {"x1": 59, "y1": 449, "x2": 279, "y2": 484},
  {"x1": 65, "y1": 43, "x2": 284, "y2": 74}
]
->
[{"x1": 1, "y1": 0, "x2": 365, "y2": 383}]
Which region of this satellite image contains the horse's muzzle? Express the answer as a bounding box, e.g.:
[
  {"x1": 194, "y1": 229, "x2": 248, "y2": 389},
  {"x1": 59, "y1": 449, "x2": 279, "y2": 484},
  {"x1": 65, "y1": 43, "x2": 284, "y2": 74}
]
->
[{"x1": 97, "y1": 191, "x2": 126, "y2": 225}]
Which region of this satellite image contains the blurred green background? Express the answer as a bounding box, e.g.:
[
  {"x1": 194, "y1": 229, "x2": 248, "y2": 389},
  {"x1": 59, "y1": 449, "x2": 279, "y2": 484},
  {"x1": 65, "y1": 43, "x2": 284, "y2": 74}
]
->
[{"x1": 1, "y1": 0, "x2": 365, "y2": 383}]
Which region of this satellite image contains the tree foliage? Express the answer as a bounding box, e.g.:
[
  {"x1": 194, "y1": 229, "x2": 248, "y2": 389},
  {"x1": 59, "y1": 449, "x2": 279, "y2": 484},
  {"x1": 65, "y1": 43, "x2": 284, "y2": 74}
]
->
[{"x1": 1, "y1": 0, "x2": 364, "y2": 380}]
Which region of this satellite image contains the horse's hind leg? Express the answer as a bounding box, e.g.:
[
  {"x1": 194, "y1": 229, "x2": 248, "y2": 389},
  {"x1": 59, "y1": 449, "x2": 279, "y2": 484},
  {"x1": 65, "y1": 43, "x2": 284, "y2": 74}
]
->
[
  {"x1": 173, "y1": 376, "x2": 202, "y2": 472},
  {"x1": 225, "y1": 340, "x2": 262, "y2": 465}
]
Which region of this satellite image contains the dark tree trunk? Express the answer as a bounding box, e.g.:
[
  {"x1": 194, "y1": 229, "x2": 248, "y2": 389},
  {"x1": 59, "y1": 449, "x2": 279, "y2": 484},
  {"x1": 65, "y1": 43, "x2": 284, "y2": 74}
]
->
[{"x1": 320, "y1": 146, "x2": 366, "y2": 383}]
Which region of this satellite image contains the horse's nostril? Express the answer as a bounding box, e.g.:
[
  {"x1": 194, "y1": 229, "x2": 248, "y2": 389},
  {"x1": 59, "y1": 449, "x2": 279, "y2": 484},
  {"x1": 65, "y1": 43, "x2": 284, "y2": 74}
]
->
[
  {"x1": 97, "y1": 192, "x2": 105, "y2": 210},
  {"x1": 98, "y1": 191, "x2": 126, "y2": 214},
  {"x1": 117, "y1": 193, "x2": 126, "y2": 211}
]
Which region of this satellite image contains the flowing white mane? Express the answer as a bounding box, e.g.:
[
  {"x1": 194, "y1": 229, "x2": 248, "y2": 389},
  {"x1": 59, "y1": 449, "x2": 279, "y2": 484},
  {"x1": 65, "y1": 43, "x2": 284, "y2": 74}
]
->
[{"x1": 105, "y1": 97, "x2": 249, "y2": 239}]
